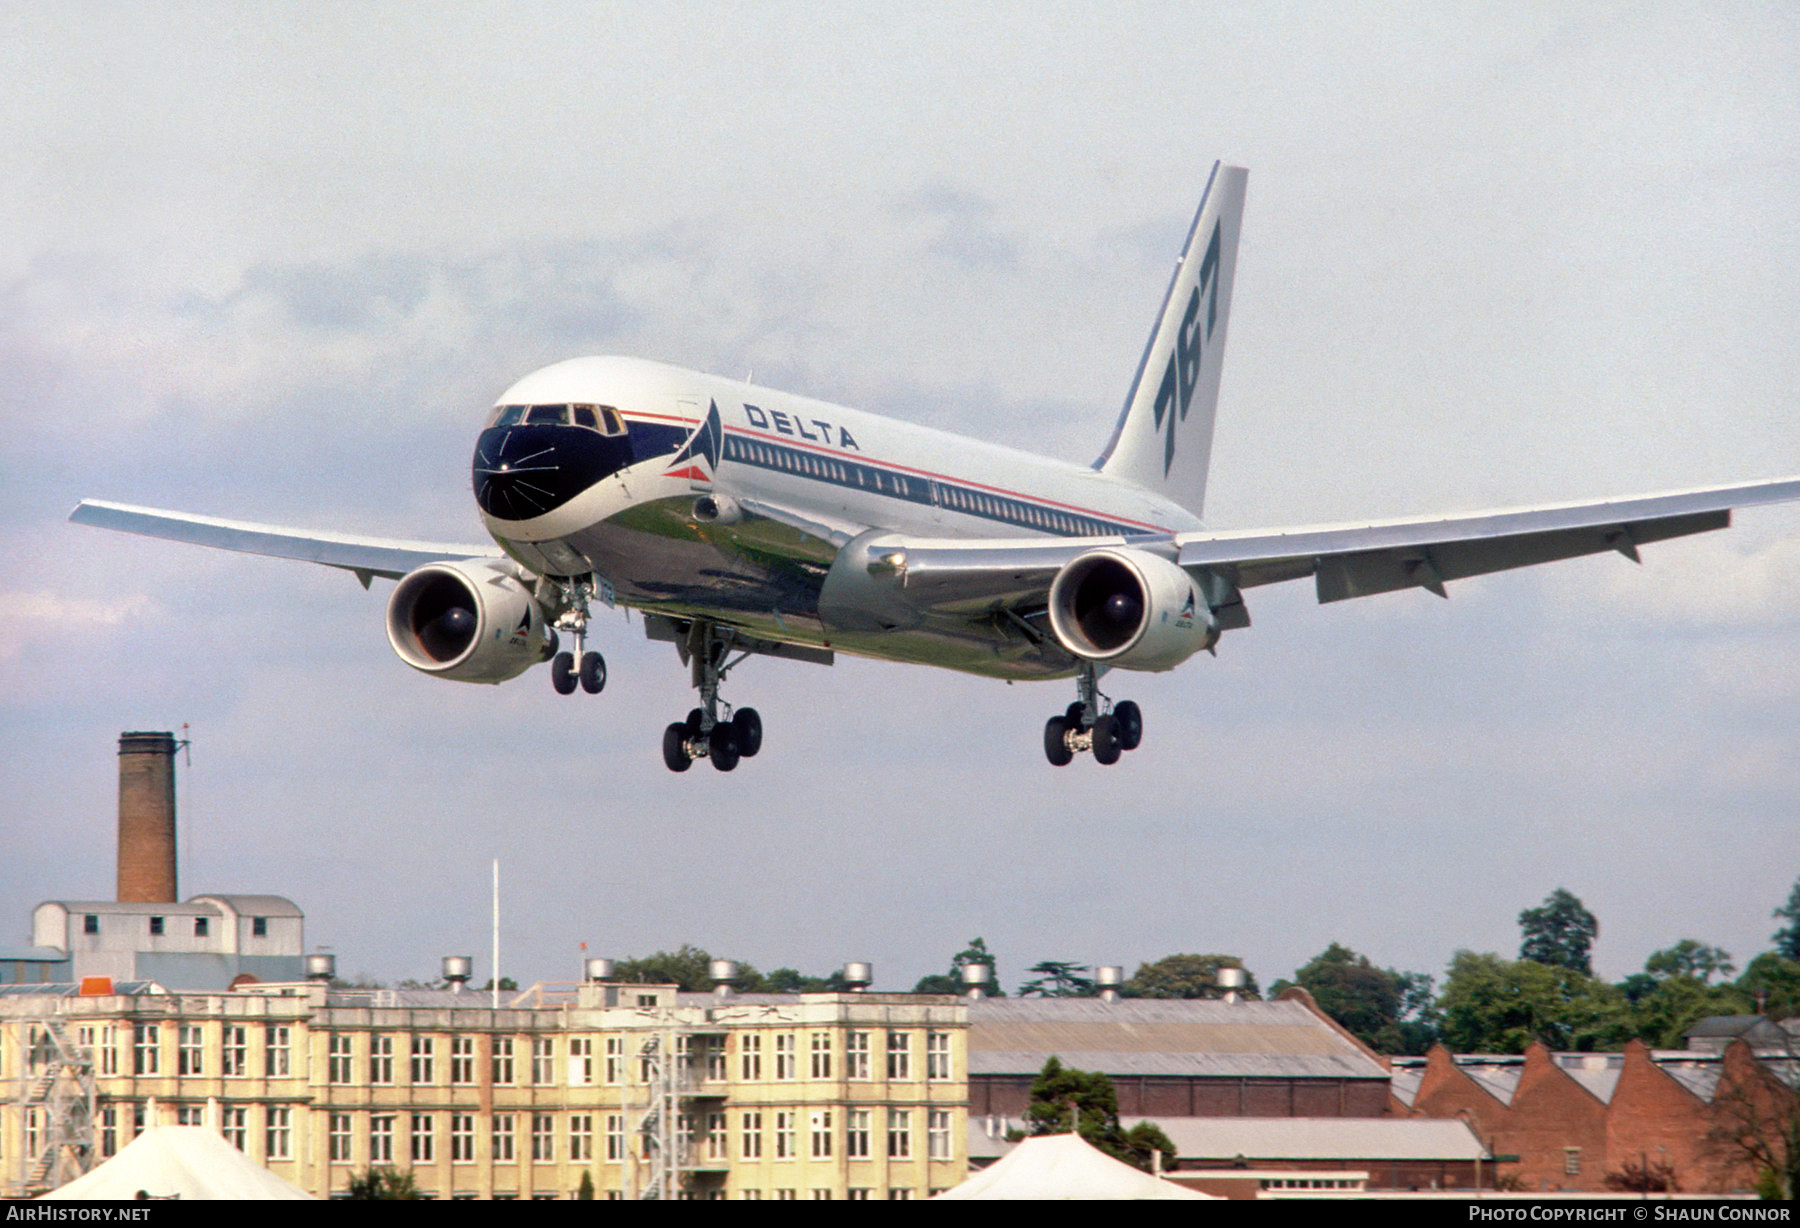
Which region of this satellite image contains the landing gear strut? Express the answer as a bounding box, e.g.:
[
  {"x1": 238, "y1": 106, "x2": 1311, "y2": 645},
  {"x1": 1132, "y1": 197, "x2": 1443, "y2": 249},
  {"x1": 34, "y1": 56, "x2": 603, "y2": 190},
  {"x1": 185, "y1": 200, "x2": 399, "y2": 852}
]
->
[
  {"x1": 548, "y1": 578, "x2": 607, "y2": 696},
  {"x1": 661, "y1": 620, "x2": 763, "y2": 773},
  {"x1": 1043, "y1": 663, "x2": 1143, "y2": 767}
]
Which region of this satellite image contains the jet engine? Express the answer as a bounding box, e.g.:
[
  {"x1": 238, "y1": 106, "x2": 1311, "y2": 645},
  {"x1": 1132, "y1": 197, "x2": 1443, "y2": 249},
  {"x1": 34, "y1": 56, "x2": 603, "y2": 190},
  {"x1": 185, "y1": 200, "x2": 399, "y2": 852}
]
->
[
  {"x1": 1046, "y1": 547, "x2": 1218, "y2": 671},
  {"x1": 385, "y1": 559, "x2": 556, "y2": 684}
]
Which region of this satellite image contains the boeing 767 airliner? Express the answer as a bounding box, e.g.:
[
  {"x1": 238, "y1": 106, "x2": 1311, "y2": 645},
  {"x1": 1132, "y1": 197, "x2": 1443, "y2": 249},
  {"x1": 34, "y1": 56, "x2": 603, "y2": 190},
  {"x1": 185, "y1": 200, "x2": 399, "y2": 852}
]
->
[{"x1": 72, "y1": 163, "x2": 1800, "y2": 772}]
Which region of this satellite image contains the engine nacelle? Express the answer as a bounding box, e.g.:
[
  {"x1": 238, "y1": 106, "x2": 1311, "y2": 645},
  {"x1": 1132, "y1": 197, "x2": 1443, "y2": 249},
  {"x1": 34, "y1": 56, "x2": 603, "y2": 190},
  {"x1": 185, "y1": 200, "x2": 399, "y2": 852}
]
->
[
  {"x1": 386, "y1": 559, "x2": 556, "y2": 684},
  {"x1": 1047, "y1": 547, "x2": 1218, "y2": 671}
]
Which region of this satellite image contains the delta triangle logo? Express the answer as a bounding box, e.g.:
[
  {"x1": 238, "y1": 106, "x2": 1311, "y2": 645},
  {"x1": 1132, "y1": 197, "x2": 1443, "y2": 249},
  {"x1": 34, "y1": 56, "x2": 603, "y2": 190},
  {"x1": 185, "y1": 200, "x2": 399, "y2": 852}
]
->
[{"x1": 665, "y1": 399, "x2": 723, "y2": 484}]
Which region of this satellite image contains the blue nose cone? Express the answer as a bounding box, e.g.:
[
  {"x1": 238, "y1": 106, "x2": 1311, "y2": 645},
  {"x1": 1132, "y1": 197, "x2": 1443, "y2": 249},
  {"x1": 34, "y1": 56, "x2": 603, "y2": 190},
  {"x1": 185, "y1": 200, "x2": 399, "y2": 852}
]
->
[{"x1": 473, "y1": 425, "x2": 634, "y2": 521}]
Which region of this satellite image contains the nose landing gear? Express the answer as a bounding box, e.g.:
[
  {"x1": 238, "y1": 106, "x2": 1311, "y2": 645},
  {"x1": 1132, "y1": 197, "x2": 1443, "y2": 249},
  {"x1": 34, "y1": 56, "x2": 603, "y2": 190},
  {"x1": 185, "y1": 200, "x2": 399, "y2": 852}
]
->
[
  {"x1": 661, "y1": 621, "x2": 763, "y2": 773},
  {"x1": 1044, "y1": 663, "x2": 1143, "y2": 767},
  {"x1": 548, "y1": 577, "x2": 607, "y2": 696}
]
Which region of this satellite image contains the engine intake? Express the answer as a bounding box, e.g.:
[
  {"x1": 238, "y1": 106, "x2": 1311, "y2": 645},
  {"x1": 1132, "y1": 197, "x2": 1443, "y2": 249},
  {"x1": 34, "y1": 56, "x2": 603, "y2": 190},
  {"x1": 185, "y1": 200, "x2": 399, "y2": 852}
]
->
[
  {"x1": 1047, "y1": 547, "x2": 1218, "y2": 671},
  {"x1": 386, "y1": 559, "x2": 555, "y2": 684}
]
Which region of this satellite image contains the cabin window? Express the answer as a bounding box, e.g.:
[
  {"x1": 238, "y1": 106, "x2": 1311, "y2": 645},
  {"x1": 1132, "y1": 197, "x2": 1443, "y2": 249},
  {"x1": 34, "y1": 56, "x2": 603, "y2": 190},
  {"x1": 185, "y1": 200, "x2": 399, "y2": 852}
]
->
[{"x1": 525, "y1": 404, "x2": 569, "y2": 426}]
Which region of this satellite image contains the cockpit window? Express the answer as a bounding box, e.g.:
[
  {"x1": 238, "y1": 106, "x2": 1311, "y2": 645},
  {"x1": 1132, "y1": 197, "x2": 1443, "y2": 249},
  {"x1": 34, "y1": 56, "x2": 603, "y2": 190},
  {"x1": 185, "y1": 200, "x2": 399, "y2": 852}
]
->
[{"x1": 486, "y1": 402, "x2": 629, "y2": 435}]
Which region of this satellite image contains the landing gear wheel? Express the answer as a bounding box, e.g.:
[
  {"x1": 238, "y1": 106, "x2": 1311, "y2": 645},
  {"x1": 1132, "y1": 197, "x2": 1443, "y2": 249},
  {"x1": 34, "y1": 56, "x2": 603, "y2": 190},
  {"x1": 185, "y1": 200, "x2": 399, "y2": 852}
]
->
[
  {"x1": 662, "y1": 723, "x2": 693, "y2": 772},
  {"x1": 1065, "y1": 701, "x2": 1086, "y2": 728},
  {"x1": 579, "y1": 651, "x2": 606, "y2": 694},
  {"x1": 1114, "y1": 700, "x2": 1143, "y2": 751},
  {"x1": 551, "y1": 651, "x2": 577, "y2": 695},
  {"x1": 709, "y1": 723, "x2": 740, "y2": 772},
  {"x1": 1044, "y1": 716, "x2": 1074, "y2": 767},
  {"x1": 1092, "y1": 714, "x2": 1122, "y2": 765},
  {"x1": 685, "y1": 708, "x2": 706, "y2": 735},
  {"x1": 731, "y1": 707, "x2": 763, "y2": 758}
]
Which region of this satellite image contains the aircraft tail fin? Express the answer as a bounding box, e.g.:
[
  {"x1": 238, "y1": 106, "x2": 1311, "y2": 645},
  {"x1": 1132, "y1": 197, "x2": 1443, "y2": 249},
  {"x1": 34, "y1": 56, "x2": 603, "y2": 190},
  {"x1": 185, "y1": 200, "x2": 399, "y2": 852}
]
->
[{"x1": 1094, "y1": 162, "x2": 1247, "y2": 518}]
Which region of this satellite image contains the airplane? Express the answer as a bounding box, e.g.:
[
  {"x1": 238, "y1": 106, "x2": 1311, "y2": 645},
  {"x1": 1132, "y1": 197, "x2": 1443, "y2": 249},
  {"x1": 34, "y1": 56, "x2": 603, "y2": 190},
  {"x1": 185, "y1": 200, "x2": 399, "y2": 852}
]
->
[{"x1": 71, "y1": 162, "x2": 1800, "y2": 773}]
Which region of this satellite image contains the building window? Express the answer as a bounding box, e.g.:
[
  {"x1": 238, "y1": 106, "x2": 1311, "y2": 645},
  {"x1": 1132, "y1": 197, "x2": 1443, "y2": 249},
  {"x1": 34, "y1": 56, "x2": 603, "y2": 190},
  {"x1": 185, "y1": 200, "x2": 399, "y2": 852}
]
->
[
  {"x1": 531, "y1": 1114, "x2": 554, "y2": 1162},
  {"x1": 178, "y1": 1024, "x2": 203, "y2": 1076},
  {"x1": 775, "y1": 1033, "x2": 796, "y2": 1080},
  {"x1": 193, "y1": 916, "x2": 208, "y2": 938},
  {"x1": 266, "y1": 1107, "x2": 292, "y2": 1161},
  {"x1": 411, "y1": 1113, "x2": 435, "y2": 1163},
  {"x1": 100, "y1": 1106, "x2": 118, "y2": 1158},
  {"x1": 810, "y1": 1032, "x2": 832, "y2": 1079},
  {"x1": 175, "y1": 1103, "x2": 204, "y2": 1126},
  {"x1": 846, "y1": 1031, "x2": 871, "y2": 1080},
  {"x1": 569, "y1": 1115, "x2": 592, "y2": 1162},
  {"x1": 265, "y1": 1026, "x2": 290, "y2": 1077},
  {"x1": 252, "y1": 916, "x2": 267, "y2": 937},
  {"x1": 84, "y1": 914, "x2": 99, "y2": 935},
  {"x1": 490, "y1": 1036, "x2": 513, "y2": 1086},
  {"x1": 1565, "y1": 1147, "x2": 1581, "y2": 1176},
  {"x1": 221, "y1": 1025, "x2": 247, "y2": 1077},
  {"x1": 568, "y1": 1037, "x2": 593, "y2": 1086},
  {"x1": 887, "y1": 1109, "x2": 911, "y2": 1158},
  {"x1": 370, "y1": 1035, "x2": 393, "y2": 1085},
  {"x1": 847, "y1": 1108, "x2": 870, "y2": 1158},
  {"x1": 927, "y1": 1032, "x2": 951, "y2": 1080},
  {"x1": 370, "y1": 1115, "x2": 394, "y2": 1164},
  {"x1": 493, "y1": 1113, "x2": 515, "y2": 1162},
  {"x1": 531, "y1": 1036, "x2": 554, "y2": 1085},
  {"x1": 605, "y1": 1036, "x2": 624, "y2": 1085},
  {"x1": 740, "y1": 1034, "x2": 762, "y2": 1081},
  {"x1": 328, "y1": 1034, "x2": 353, "y2": 1084},
  {"x1": 221, "y1": 1106, "x2": 247, "y2": 1152},
  {"x1": 148, "y1": 916, "x2": 163, "y2": 936},
  {"x1": 706, "y1": 1041, "x2": 727, "y2": 1082},
  {"x1": 99, "y1": 1025, "x2": 118, "y2": 1076},
  {"x1": 707, "y1": 1113, "x2": 727, "y2": 1161},
  {"x1": 605, "y1": 1114, "x2": 624, "y2": 1162},
  {"x1": 740, "y1": 1111, "x2": 762, "y2": 1160},
  {"x1": 886, "y1": 1032, "x2": 911, "y2": 1080},
  {"x1": 133, "y1": 1023, "x2": 159, "y2": 1075},
  {"x1": 775, "y1": 1111, "x2": 796, "y2": 1159},
  {"x1": 810, "y1": 1110, "x2": 833, "y2": 1159},
  {"x1": 928, "y1": 1110, "x2": 951, "y2": 1160},
  {"x1": 410, "y1": 1035, "x2": 435, "y2": 1084},
  {"x1": 329, "y1": 1114, "x2": 351, "y2": 1164},
  {"x1": 451, "y1": 1114, "x2": 475, "y2": 1163}
]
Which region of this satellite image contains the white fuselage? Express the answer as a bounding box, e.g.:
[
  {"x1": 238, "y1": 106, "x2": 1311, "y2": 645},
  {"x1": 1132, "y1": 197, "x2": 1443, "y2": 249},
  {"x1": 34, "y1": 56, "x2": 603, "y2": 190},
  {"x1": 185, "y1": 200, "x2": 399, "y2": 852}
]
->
[{"x1": 474, "y1": 356, "x2": 1203, "y2": 678}]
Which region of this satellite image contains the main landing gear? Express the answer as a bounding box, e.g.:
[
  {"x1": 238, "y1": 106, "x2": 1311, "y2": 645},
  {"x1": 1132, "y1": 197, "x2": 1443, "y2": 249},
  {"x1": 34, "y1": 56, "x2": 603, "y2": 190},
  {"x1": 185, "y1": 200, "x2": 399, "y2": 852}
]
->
[
  {"x1": 661, "y1": 621, "x2": 763, "y2": 774},
  {"x1": 548, "y1": 578, "x2": 607, "y2": 696},
  {"x1": 1043, "y1": 663, "x2": 1143, "y2": 767}
]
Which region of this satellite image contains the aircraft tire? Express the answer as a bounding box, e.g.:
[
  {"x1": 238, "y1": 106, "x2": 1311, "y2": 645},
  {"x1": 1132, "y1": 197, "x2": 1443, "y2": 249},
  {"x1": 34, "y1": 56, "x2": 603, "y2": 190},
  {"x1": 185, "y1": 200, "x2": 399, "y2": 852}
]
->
[
  {"x1": 709, "y1": 723, "x2": 740, "y2": 772},
  {"x1": 579, "y1": 651, "x2": 606, "y2": 694},
  {"x1": 732, "y1": 708, "x2": 763, "y2": 757},
  {"x1": 1092, "y1": 714, "x2": 1122, "y2": 765},
  {"x1": 1115, "y1": 701, "x2": 1143, "y2": 751},
  {"x1": 551, "y1": 652, "x2": 577, "y2": 695},
  {"x1": 1065, "y1": 701, "x2": 1086, "y2": 728},
  {"x1": 662, "y1": 723, "x2": 693, "y2": 772},
  {"x1": 1044, "y1": 716, "x2": 1074, "y2": 767},
  {"x1": 685, "y1": 708, "x2": 706, "y2": 735}
]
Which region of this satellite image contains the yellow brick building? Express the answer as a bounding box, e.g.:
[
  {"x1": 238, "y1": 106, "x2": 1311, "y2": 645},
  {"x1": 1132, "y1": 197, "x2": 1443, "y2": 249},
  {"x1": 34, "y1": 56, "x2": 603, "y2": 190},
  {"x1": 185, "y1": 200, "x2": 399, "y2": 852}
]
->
[{"x1": 1, "y1": 981, "x2": 969, "y2": 1199}]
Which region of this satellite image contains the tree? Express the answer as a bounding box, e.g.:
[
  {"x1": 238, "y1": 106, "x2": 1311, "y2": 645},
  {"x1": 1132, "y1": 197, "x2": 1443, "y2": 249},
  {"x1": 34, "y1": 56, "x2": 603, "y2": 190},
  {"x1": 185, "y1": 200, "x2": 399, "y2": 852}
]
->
[
  {"x1": 1121, "y1": 953, "x2": 1260, "y2": 1000},
  {"x1": 347, "y1": 1167, "x2": 424, "y2": 1199},
  {"x1": 1704, "y1": 1047, "x2": 1800, "y2": 1199},
  {"x1": 768, "y1": 967, "x2": 853, "y2": 993},
  {"x1": 1773, "y1": 876, "x2": 1800, "y2": 962},
  {"x1": 1644, "y1": 940, "x2": 1736, "y2": 985},
  {"x1": 1018, "y1": 961, "x2": 1096, "y2": 997},
  {"x1": 913, "y1": 937, "x2": 1005, "y2": 996},
  {"x1": 1737, "y1": 953, "x2": 1800, "y2": 1021},
  {"x1": 1438, "y1": 950, "x2": 1633, "y2": 1053},
  {"x1": 1518, "y1": 888, "x2": 1598, "y2": 975},
  {"x1": 1023, "y1": 1058, "x2": 1176, "y2": 1173},
  {"x1": 1603, "y1": 1154, "x2": 1680, "y2": 1193},
  {"x1": 577, "y1": 1171, "x2": 595, "y2": 1200},
  {"x1": 611, "y1": 945, "x2": 767, "y2": 992},
  {"x1": 1270, "y1": 943, "x2": 1437, "y2": 1054}
]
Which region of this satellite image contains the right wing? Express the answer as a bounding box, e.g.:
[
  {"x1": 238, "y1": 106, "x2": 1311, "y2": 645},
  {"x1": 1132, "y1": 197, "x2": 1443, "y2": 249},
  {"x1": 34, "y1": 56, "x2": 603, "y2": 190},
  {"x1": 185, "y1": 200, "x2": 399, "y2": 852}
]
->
[{"x1": 69, "y1": 499, "x2": 502, "y2": 587}]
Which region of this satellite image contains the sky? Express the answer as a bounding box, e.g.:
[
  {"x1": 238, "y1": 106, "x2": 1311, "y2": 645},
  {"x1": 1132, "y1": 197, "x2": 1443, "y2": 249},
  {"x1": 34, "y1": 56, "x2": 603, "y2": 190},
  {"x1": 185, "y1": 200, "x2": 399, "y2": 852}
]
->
[{"x1": 3, "y1": 2, "x2": 1798, "y2": 997}]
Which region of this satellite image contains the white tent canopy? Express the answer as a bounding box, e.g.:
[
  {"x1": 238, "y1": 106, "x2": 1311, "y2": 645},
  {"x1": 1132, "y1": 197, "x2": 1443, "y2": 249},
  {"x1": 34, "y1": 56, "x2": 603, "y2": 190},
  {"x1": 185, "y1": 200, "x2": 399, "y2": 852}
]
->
[
  {"x1": 40, "y1": 1126, "x2": 314, "y2": 1200},
  {"x1": 934, "y1": 1132, "x2": 1215, "y2": 1200}
]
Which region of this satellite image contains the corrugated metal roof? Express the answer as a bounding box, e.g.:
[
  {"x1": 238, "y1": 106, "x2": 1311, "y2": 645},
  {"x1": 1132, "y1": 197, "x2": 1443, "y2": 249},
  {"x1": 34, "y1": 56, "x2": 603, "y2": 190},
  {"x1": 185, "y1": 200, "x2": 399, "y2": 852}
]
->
[
  {"x1": 1387, "y1": 1066, "x2": 1424, "y2": 1107},
  {"x1": 1134, "y1": 1116, "x2": 1489, "y2": 1162},
  {"x1": 1553, "y1": 1053, "x2": 1622, "y2": 1103}
]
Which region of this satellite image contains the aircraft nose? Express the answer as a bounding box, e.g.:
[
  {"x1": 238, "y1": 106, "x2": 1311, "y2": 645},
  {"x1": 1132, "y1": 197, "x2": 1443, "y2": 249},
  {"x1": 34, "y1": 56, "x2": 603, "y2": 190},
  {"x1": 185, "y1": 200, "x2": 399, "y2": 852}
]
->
[{"x1": 472, "y1": 425, "x2": 630, "y2": 522}]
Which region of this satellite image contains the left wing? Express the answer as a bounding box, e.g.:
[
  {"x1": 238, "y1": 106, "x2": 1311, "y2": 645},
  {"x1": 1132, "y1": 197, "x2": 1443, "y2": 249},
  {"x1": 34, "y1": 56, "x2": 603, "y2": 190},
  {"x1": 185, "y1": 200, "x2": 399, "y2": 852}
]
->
[
  {"x1": 824, "y1": 476, "x2": 1800, "y2": 626},
  {"x1": 69, "y1": 499, "x2": 502, "y2": 586}
]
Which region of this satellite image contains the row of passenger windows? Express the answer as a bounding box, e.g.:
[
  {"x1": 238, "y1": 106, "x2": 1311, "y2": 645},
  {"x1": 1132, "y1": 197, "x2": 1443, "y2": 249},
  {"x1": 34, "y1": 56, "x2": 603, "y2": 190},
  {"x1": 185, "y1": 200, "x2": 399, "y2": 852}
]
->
[
  {"x1": 724, "y1": 435, "x2": 1121, "y2": 537},
  {"x1": 487, "y1": 403, "x2": 627, "y2": 436}
]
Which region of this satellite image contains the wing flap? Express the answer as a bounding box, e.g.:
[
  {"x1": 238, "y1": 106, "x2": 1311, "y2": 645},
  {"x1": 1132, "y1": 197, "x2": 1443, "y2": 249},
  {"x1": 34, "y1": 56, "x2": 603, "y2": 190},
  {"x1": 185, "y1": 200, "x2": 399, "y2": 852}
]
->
[{"x1": 70, "y1": 499, "x2": 500, "y2": 581}]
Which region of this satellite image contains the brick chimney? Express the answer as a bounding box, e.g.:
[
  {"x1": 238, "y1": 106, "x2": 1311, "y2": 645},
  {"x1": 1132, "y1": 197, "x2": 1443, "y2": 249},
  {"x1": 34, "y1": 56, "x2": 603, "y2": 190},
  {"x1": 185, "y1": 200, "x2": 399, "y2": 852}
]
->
[{"x1": 117, "y1": 731, "x2": 178, "y2": 902}]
